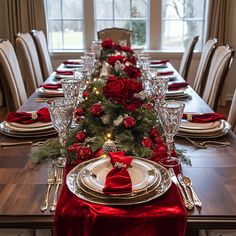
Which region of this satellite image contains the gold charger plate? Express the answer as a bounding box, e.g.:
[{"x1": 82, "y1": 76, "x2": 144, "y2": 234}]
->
[
  {"x1": 78, "y1": 157, "x2": 161, "y2": 196},
  {"x1": 66, "y1": 157, "x2": 172, "y2": 205}
]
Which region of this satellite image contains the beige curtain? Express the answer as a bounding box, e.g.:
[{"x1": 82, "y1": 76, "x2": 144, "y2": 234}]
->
[
  {"x1": 0, "y1": 0, "x2": 46, "y2": 45},
  {"x1": 206, "y1": 0, "x2": 230, "y2": 45}
]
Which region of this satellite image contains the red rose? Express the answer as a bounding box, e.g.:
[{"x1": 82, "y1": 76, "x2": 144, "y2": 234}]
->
[
  {"x1": 141, "y1": 137, "x2": 153, "y2": 148},
  {"x1": 126, "y1": 79, "x2": 143, "y2": 93},
  {"x1": 145, "y1": 103, "x2": 153, "y2": 110},
  {"x1": 121, "y1": 46, "x2": 133, "y2": 53},
  {"x1": 76, "y1": 131, "x2": 87, "y2": 143},
  {"x1": 125, "y1": 104, "x2": 136, "y2": 112},
  {"x1": 107, "y1": 75, "x2": 116, "y2": 81},
  {"x1": 90, "y1": 103, "x2": 102, "y2": 117},
  {"x1": 123, "y1": 116, "x2": 136, "y2": 128},
  {"x1": 148, "y1": 128, "x2": 160, "y2": 138},
  {"x1": 102, "y1": 39, "x2": 114, "y2": 49},
  {"x1": 107, "y1": 55, "x2": 124, "y2": 66},
  {"x1": 103, "y1": 79, "x2": 128, "y2": 103},
  {"x1": 124, "y1": 65, "x2": 141, "y2": 79}
]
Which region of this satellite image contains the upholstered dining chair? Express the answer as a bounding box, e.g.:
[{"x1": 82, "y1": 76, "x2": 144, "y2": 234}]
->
[
  {"x1": 15, "y1": 33, "x2": 43, "y2": 97},
  {"x1": 97, "y1": 27, "x2": 132, "y2": 47},
  {"x1": 0, "y1": 39, "x2": 27, "y2": 111},
  {"x1": 227, "y1": 89, "x2": 236, "y2": 133},
  {"x1": 192, "y1": 38, "x2": 217, "y2": 96},
  {"x1": 202, "y1": 45, "x2": 234, "y2": 111},
  {"x1": 179, "y1": 35, "x2": 199, "y2": 81},
  {"x1": 31, "y1": 30, "x2": 53, "y2": 79}
]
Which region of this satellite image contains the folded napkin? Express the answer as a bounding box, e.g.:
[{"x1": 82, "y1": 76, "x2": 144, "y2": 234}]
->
[
  {"x1": 55, "y1": 70, "x2": 73, "y2": 76},
  {"x1": 151, "y1": 59, "x2": 169, "y2": 65},
  {"x1": 6, "y1": 108, "x2": 51, "y2": 124},
  {"x1": 168, "y1": 82, "x2": 189, "y2": 91},
  {"x1": 102, "y1": 151, "x2": 132, "y2": 194},
  {"x1": 63, "y1": 61, "x2": 80, "y2": 65},
  {"x1": 182, "y1": 112, "x2": 225, "y2": 123},
  {"x1": 157, "y1": 71, "x2": 174, "y2": 76},
  {"x1": 41, "y1": 83, "x2": 62, "y2": 90}
]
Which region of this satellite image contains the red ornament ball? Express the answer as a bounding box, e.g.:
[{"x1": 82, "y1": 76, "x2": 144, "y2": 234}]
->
[
  {"x1": 123, "y1": 116, "x2": 136, "y2": 128},
  {"x1": 75, "y1": 107, "x2": 84, "y2": 117},
  {"x1": 141, "y1": 137, "x2": 153, "y2": 148},
  {"x1": 77, "y1": 146, "x2": 92, "y2": 160},
  {"x1": 76, "y1": 131, "x2": 87, "y2": 143},
  {"x1": 67, "y1": 143, "x2": 81, "y2": 152},
  {"x1": 83, "y1": 90, "x2": 90, "y2": 98},
  {"x1": 90, "y1": 103, "x2": 102, "y2": 117}
]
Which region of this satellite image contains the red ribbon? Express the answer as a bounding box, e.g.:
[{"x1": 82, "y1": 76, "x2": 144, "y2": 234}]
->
[
  {"x1": 102, "y1": 151, "x2": 133, "y2": 194},
  {"x1": 168, "y1": 82, "x2": 189, "y2": 91},
  {"x1": 6, "y1": 107, "x2": 51, "y2": 124},
  {"x1": 182, "y1": 112, "x2": 225, "y2": 123}
]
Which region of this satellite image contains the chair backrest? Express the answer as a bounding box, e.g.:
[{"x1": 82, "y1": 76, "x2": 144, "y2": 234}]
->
[
  {"x1": 179, "y1": 35, "x2": 199, "y2": 81},
  {"x1": 202, "y1": 45, "x2": 234, "y2": 110},
  {"x1": 31, "y1": 30, "x2": 53, "y2": 79},
  {"x1": 193, "y1": 38, "x2": 217, "y2": 96},
  {"x1": 15, "y1": 33, "x2": 43, "y2": 97},
  {"x1": 227, "y1": 89, "x2": 236, "y2": 134},
  {"x1": 97, "y1": 27, "x2": 132, "y2": 47},
  {"x1": 0, "y1": 40, "x2": 27, "y2": 111}
]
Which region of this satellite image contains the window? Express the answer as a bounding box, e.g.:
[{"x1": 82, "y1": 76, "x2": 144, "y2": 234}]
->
[
  {"x1": 45, "y1": 0, "x2": 207, "y2": 51},
  {"x1": 45, "y1": 0, "x2": 84, "y2": 50},
  {"x1": 95, "y1": 0, "x2": 148, "y2": 47}
]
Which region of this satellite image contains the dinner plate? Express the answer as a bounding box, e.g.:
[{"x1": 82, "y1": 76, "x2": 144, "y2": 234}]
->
[
  {"x1": 180, "y1": 120, "x2": 222, "y2": 130},
  {"x1": 9, "y1": 121, "x2": 52, "y2": 129},
  {"x1": 178, "y1": 120, "x2": 225, "y2": 134},
  {"x1": 53, "y1": 72, "x2": 74, "y2": 79},
  {"x1": 4, "y1": 121, "x2": 54, "y2": 132},
  {"x1": 37, "y1": 88, "x2": 64, "y2": 97},
  {"x1": 66, "y1": 157, "x2": 172, "y2": 205},
  {"x1": 166, "y1": 88, "x2": 187, "y2": 95},
  {"x1": 78, "y1": 157, "x2": 161, "y2": 196},
  {"x1": 177, "y1": 120, "x2": 230, "y2": 138},
  {"x1": 63, "y1": 60, "x2": 82, "y2": 68}
]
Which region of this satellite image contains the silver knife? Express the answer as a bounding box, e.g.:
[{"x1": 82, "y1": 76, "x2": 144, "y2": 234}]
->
[
  {"x1": 168, "y1": 168, "x2": 194, "y2": 210},
  {"x1": 178, "y1": 174, "x2": 194, "y2": 206}
]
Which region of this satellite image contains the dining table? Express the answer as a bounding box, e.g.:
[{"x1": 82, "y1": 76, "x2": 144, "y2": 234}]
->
[{"x1": 0, "y1": 62, "x2": 236, "y2": 236}]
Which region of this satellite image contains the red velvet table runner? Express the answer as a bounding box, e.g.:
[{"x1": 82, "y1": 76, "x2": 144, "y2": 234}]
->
[{"x1": 55, "y1": 164, "x2": 187, "y2": 236}]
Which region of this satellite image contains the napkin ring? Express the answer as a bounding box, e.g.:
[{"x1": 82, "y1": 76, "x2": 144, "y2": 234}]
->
[
  {"x1": 31, "y1": 112, "x2": 38, "y2": 120},
  {"x1": 186, "y1": 114, "x2": 192, "y2": 121},
  {"x1": 114, "y1": 162, "x2": 127, "y2": 169}
]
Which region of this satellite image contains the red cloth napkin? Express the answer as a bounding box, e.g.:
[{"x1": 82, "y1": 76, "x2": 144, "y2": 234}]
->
[
  {"x1": 168, "y1": 82, "x2": 189, "y2": 91},
  {"x1": 182, "y1": 112, "x2": 225, "y2": 123},
  {"x1": 151, "y1": 60, "x2": 169, "y2": 65},
  {"x1": 41, "y1": 83, "x2": 62, "y2": 90},
  {"x1": 54, "y1": 162, "x2": 187, "y2": 236},
  {"x1": 5, "y1": 108, "x2": 51, "y2": 124},
  {"x1": 157, "y1": 71, "x2": 174, "y2": 76},
  {"x1": 55, "y1": 70, "x2": 73, "y2": 76},
  {"x1": 63, "y1": 61, "x2": 80, "y2": 65},
  {"x1": 102, "y1": 152, "x2": 132, "y2": 194}
]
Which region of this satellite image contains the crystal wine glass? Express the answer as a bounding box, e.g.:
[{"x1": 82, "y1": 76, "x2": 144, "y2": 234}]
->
[
  {"x1": 48, "y1": 98, "x2": 74, "y2": 167},
  {"x1": 158, "y1": 101, "x2": 185, "y2": 168},
  {"x1": 61, "y1": 78, "x2": 82, "y2": 127}
]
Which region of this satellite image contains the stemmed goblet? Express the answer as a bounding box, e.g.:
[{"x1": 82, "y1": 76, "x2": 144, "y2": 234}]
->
[
  {"x1": 48, "y1": 98, "x2": 74, "y2": 167},
  {"x1": 158, "y1": 101, "x2": 185, "y2": 168}
]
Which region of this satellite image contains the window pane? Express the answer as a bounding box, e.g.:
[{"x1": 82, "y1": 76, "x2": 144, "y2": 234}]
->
[
  {"x1": 63, "y1": 0, "x2": 83, "y2": 19},
  {"x1": 63, "y1": 21, "x2": 84, "y2": 49},
  {"x1": 47, "y1": 0, "x2": 61, "y2": 19},
  {"x1": 48, "y1": 21, "x2": 63, "y2": 50},
  {"x1": 161, "y1": 0, "x2": 206, "y2": 50},
  {"x1": 132, "y1": 0, "x2": 147, "y2": 18},
  {"x1": 114, "y1": 0, "x2": 130, "y2": 18},
  {"x1": 96, "y1": 20, "x2": 114, "y2": 31},
  {"x1": 131, "y1": 20, "x2": 146, "y2": 47},
  {"x1": 96, "y1": 0, "x2": 113, "y2": 19},
  {"x1": 114, "y1": 20, "x2": 130, "y2": 28}
]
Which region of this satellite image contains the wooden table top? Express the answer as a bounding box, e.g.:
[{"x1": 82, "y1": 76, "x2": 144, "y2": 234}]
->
[{"x1": 0, "y1": 63, "x2": 236, "y2": 230}]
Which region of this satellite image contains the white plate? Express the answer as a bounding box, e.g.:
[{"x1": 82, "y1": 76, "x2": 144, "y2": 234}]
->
[
  {"x1": 37, "y1": 88, "x2": 64, "y2": 97},
  {"x1": 180, "y1": 120, "x2": 222, "y2": 130},
  {"x1": 53, "y1": 72, "x2": 74, "y2": 79},
  {"x1": 78, "y1": 157, "x2": 161, "y2": 196}
]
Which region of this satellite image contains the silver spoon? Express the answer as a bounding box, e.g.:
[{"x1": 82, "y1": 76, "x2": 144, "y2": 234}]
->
[{"x1": 183, "y1": 176, "x2": 202, "y2": 208}]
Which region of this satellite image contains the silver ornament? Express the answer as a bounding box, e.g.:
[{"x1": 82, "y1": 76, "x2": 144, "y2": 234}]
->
[{"x1": 102, "y1": 140, "x2": 117, "y2": 153}]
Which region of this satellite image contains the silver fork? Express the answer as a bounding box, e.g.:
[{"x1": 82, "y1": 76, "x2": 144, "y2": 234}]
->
[
  {"x1": 41, "y1": 167, "x2": 55, "y2": 212},
  {"x1": 50, "y1": 167, "x2": 64, "y2": 212},
  {"x1": 186, "y1": 137, "x2": 230, "y2": 148}
]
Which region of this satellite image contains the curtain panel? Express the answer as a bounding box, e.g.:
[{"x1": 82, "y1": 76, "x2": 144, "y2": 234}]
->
[{"x1": 0, "y1": 0, "x2": 46, "y2": 45}]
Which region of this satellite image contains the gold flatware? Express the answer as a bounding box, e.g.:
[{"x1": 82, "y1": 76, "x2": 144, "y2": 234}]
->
[
  {"x1": 168, "y1": 168, "x2": 194, "y2": 210},
  {"x1": 178, "y1": 174, "x2": 194, "y2": 206},
  {"x1": 183, "y1": 176, "x2": 202, "y2": 208},
  {"x1": 50, "y1": 167, "x2": 64, "y2": 212},
  {"x1": 0, "y1": 141, "x2": 32, "y2": 148},
  {"x1": 41, "y1": 167, "x2": 55, "y2": 212}
]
